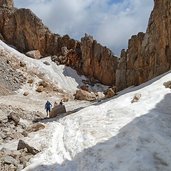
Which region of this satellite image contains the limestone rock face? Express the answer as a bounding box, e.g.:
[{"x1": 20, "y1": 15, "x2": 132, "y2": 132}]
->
[
  {"x1": 116, "y1": 0, "x2": 171, "y2": 91},
  {"x1": 0, "y1": 2, "x2": 118, "y2": 86},
  {"x1": 81, "y1": 35, "x2": 118, "y2": 85},
  {"x1": 0, "y1": 0, "x2": 14, "y2": 9},
  {"x1": 0, "y1": 7, "x2": 78, "y2": 56}
]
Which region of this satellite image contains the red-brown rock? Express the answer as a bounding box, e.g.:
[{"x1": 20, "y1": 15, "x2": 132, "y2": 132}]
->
[
  {"x1": 81, "y1": 35, "x2": 118, "y2": 85},
  {"x1": 116, "y1": 0, "x2": 171, "y2": 91},
  {"x1": 0, "y1": 0, "x2": 14, "y2": 9},
  {"x1": 74, "y1": 89, "x2": 96, "y2": 101},
  {"x1": 0, "y1": 1, "x2": 118, "y2": 86}
]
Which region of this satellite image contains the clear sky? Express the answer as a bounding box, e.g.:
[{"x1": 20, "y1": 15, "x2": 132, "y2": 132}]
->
[{"x1": 14, "y1": 0, "x2": 153, "y2": 56}]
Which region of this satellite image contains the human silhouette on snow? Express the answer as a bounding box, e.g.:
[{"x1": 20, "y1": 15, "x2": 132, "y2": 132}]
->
[
  {"x1": 45, "y1": 100, "x2": 52, "y2": 117},
  {"x1": 60, "y1": 100, "x2": 63, "y2": 105}
]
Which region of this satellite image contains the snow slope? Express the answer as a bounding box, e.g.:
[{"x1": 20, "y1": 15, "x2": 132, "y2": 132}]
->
[
  {"x1": 23, "y1": 73, "x2": 171, "y2": 170},
  {"x1": 1, "y1": 41, "x2": 171, "y2": 171},
  {"x1": 0, "y1": 40, "x2": 86, "y2": 94}
]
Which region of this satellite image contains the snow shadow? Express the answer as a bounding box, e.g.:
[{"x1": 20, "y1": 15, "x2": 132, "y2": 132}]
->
[
  {"x1": 27, "y1": 93, "x2": 171, "y2": 171},
  {"x1": 62, "y1": 66, "x2": 84, "y2": 88},
  {"x1": 33, "y1": 106, "x2": 86, "y2": 123}
]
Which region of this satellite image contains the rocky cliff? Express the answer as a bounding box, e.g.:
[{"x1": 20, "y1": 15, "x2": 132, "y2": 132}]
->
[
  {"x1": 2, "y1": 0, "x2": 170, "y2": 90},
  {"x1": 116, "y1": 0, "x2": 171, "y2": 91},
  {"x1": 0, "y1": 0, "x2": 118, "y2": 86},
  {"x1": 0, "y1": 0, "x2": 14, "y2": 9},
  {"x1": 81, "y1": 35, "x2": 118, "y2": 85}
]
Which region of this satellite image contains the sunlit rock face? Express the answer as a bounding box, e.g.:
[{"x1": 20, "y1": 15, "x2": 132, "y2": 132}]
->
[
  {"x1": 0, "y1": 0, "x2": 118, "y2": 86},
  {"x1": 3, "y1": 0, "x2": 171, "y2": 89},
  {"x1": 116, "y1": 0, "x2": 171, "y2": 91},
  {"x1": 81, "y1": 35, "x2": 118, "y2": 85},
  {"x1": 0, "y1": 0, "x2": 14, "y2": 9}
]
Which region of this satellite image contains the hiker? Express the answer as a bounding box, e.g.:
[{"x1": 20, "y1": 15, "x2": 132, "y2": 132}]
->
[
  {"x1": 54, "y1": 101, "x2": 58, "y2": 107},
  {"x1": 60, "y1": 100, "x2": 63, "y2": 105},
  {"x1": 45, "y1": 100, "x2": 52, "y2": 117}
]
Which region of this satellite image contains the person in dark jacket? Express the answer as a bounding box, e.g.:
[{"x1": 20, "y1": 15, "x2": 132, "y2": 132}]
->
[
  {"x1": 60, "y1": 100, "x2": 63, "y2": 105},
  {"x1": 45, "y1": 100, "x2": 52, "y2": 117}
]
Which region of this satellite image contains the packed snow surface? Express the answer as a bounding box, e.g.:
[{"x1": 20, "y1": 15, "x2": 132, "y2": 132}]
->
[
  {"x1": 0, "y1": 41, "x2": 171, "y2": 171},
  {"x1": 24, "y1": 72, "x2": 171, "y2": 171}
]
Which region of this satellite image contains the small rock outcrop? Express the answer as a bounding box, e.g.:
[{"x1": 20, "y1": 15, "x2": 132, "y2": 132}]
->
[
  {"x1": 131, "y1": 93, "x2": 141, "y2": 103},
  {"x1": 26, "y1": 50, "x2": 42, "y2": 59},
  {"x1": 74, "y1": 89, "x2": 97, "y2": 101},
  {"x1": 17, "y1": 140, "x2": 39, "y2": 155},
  {"x1": 104, "y1": 86, "x2": 116, "y2": 98},
  {"x1": 36, "y1": 86, "x2": 44, "y2": 93},
  {"x1": 163, "y1": 81, "x2": 171, "y2": 89}
]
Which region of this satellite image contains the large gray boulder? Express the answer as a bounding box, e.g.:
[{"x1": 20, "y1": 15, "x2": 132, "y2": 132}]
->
[
  {"x1": 49, "y1": 104, "x2": 66, "y2": 118},
  {"x1": 17, "y1": 140, "x2": 39, "y2": 155}
]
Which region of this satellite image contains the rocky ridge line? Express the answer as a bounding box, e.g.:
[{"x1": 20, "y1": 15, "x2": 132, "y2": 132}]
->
[
  {"x1": 1, "y1": 0, "x2": 171, "y2": 92},
  {"x1": 0, "y1": 0, "x2": 118, "y2": 86},
  {"x1": 116, "y1": 0, "x2": 171, "y2": 90}
]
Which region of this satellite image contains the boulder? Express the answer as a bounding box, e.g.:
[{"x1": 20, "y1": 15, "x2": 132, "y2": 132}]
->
[
  {"x1": 17, "y1": 140, "x2": 39, "y2": 155},
  {"x1": 26, "y1": 50, "x2": 41, "y2": 59},
  {"x1": 74, "y1": 89, "x2": 96, "y2": 101},
  {"x1": 36, "y1": 86, "x2": 44, "y2": 92},
  {"x1": 43, "y1": 61, "x2": 50, "y2": 65},
  {"x1": 23, "y1": 92, "x2": 29, "y2": 96},
  {"x1": 49, "y1": 104, "x2": 66, "y2": 118},
  {"x1": 27, "y1": 79, "x2": 34, "y2": 84},
  {"x1": 26, "y1": 123, "x2": 45, "y2": 133},
  {"x1": 131, "y1": 93, "x2": 141, "y2": 103},
  {"x1": 38, "y1": 80, "x2": 48, "y2": 88},
  {"x1": 80, "y1": 84, "x2": 89, "y2": 92},
  {"x1": 104, "y1": 86, "x2": 116, "y2": 98},
  {"x1": 2, "y1": 155, "x2": 18, "y2": 166},
  {"x1": 0, "y1": 148, "x2": 34, "y2": 170},
  {"x1": 163, "y1": 81, "x2": 171, "y2": 89},
  {"x1": 19, "y1": 61, "x2": 26, "y2": 67},
  {"x1": 62, "y1": 95, "x2": 69, "y2": 102},
  {"x1": 95, "y1": 92, "x2": 105, "y2": 100},
  {"x1": 8, "y1": 112, "x2": 20, "y2": 126}
]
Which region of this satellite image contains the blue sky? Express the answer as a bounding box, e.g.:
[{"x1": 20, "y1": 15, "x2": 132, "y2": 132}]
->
[{"x1": 14, "y1": 0, "x2": 153, "y2": 56}]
